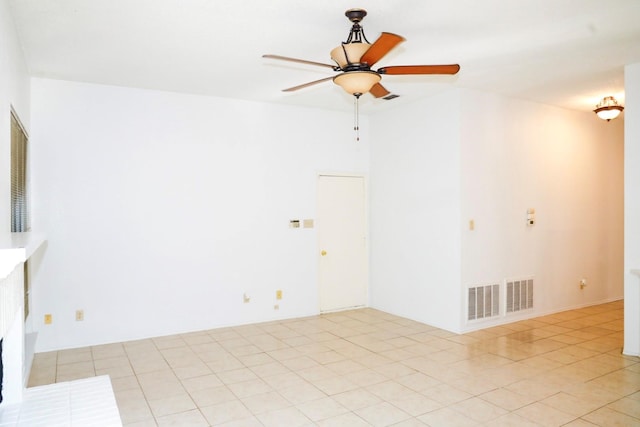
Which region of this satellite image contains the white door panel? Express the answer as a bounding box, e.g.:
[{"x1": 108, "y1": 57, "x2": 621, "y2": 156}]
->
[{"x1": 317, "y1": 175, "x2": 367, "y2": 312}]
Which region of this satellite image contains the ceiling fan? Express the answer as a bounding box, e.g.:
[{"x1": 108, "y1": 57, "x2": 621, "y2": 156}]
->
[{"x1": 263, "y1": 8, "x2": 460, "y2": 100}]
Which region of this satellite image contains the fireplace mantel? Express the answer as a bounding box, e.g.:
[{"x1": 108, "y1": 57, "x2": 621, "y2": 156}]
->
[{"x1": 0, "y1": 232, "x2": 46, "y2": 280}]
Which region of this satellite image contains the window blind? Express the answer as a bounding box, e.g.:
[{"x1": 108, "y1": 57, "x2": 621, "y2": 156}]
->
[{"x1": 11, "y1": 112, "x2": 29, "y2": 233}]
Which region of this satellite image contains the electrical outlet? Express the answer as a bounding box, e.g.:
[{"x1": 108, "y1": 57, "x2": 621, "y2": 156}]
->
[
  {"x1": 75, "y1": 310, "x2": 84, "y2": 321},
  {"x1": 243, "y1": 293, "x2": 251, "y2": 303},
  {"x1": 274, "y1": 304, "x2": 279, "y2": 310},
  {"x1": 44, "y1": 314, "x2": 52, "y2": 325},
  {"x1": 276, "y1": 290, "x2": 282, "y2": 300},
  {"x1": 580, "y1": 279, "x2": 587, "y2": 290}
]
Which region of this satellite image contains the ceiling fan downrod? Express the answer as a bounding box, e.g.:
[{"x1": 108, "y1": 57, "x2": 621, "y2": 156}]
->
[
  {"x1": 338, "y1": 9, "x2": 372, "y2": 70},
  {"x1": 343, "y1": 9, "x2": 370, "y2": 45}
]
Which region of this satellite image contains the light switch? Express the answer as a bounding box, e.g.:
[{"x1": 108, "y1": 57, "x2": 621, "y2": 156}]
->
[
  {"x1": 303, "y1": 219, "x2": 314, "y2": 228},
  {"x1": 526, "y1": 208, "x2": 536, "y2": 226}
]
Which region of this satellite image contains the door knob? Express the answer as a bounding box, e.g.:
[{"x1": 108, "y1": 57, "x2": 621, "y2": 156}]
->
[{"x1": 321, "y1": 250, "x2": 327, "y2": 256}]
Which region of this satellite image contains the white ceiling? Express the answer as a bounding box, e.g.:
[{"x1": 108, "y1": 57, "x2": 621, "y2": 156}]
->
[{"x1": 7, "y1": 0, "x2": 640, "y2": 114}]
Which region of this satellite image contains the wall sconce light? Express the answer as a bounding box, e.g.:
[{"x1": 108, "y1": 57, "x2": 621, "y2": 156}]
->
[{"x1": 594, "y1": 96, "x2": 624, "y2": 121}]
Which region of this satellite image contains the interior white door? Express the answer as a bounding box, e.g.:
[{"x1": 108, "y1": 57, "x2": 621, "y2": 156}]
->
[{"x1": 317, "y1": 175, "x2": 367, "y2": 312}]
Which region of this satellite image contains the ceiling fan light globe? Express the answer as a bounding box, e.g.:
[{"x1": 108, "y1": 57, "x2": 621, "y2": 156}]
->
[
  {"x1": 330, "y1": 42, "x2": 371, "y2": 68},
  {"x1": 333, "y1": 71, "x2": 381, "y2": 95}
]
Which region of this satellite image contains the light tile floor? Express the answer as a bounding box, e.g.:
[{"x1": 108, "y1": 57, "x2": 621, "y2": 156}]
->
[{"x1": 28, "y1": 300, "x2": 640, "y2": 426}]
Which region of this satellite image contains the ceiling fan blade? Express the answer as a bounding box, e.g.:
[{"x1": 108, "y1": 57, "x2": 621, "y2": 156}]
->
[
  {"x1": 369, "y1": 83, "x2": 391, "y2": 98},
  {"x1": 263, "y1": 54, "x2": 337, "y2": 70},
  {"x1": 360, "y1": 32, "x2": 406, "y2": 67},
  {"x1": 378, "y1": 64, "x2": 461, "y2": 75},
  {"x1": 282, "y1": 76, "x2": 335, "y2": 92}
]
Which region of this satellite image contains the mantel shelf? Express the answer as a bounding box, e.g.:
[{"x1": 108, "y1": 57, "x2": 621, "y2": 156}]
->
[{"x1": 0, "y1": 232, "x2": 46, "y2": 279}]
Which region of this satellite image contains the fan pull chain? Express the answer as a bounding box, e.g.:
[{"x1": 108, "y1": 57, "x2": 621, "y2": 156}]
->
[{"x1": 354, "y1": 94, "x2": 361, "y2": 142}]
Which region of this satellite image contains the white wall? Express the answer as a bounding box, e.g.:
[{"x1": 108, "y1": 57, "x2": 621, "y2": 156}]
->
[
  {"x1": 0, "y1": 0, "x2": 31, "y2": 232},
  {"x1": 26, "y1": 77, "x2": 626, "y2": 350},
  {"x1": 624, "y1": 62, "x2": 640, "y2": 356},
  {"x1": 369, "y1": 90, "x2": 463, "y2": 332},
  {"x1": 30, "y1": 78, "x2": 369, "y2": 351},
  {"x1": 459, "y1": 90, "x2": 623, "y2": 330},
  {"x1": 369, "y1": 88, "x2": 623, "y2": 333}
]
